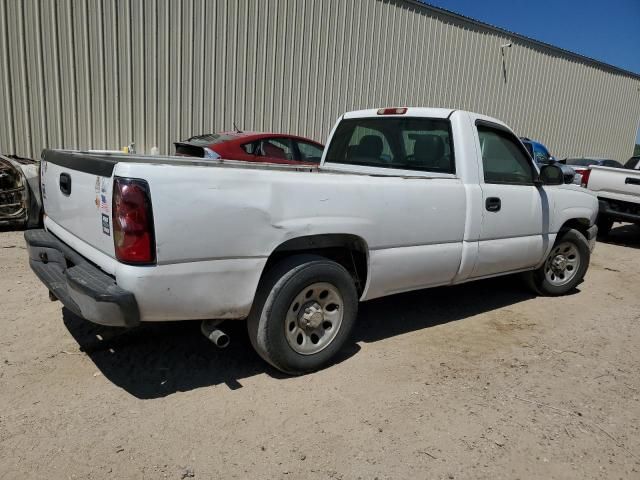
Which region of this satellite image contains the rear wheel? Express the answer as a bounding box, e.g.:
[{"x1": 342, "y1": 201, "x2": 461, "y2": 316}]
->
[
  {"x1": 247, "y1": 255, "x2": 358, "y2": 374},
  {"x1": 525, "y1": 229, "x2": 590, "y2": 296}
]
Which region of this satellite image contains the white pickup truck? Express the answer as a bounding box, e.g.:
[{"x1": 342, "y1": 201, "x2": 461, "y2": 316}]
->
[
  {"x1": 26, "y1": 107, "x2": 598, "y2": 374},
  {"x1": 583, "y1": 158, "x2": 640, "y2": 236}
]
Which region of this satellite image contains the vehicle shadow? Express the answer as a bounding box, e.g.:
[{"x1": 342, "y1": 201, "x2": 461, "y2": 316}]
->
[
  {"x1": 62, "y1": 308, "x2": 361, "y2": 399},
  {"x1": 599, "y1": 223, "x2": 640, "y2": 249},
  {"x1": 62, "y1": 275, "x2": 539, "y2": 399},
  {"x1": 354, "y1": 275, "x2": 536, "y2": 344}
]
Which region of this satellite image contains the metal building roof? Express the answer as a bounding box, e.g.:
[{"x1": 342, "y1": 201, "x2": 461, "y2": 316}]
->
[{"x1": 412, "y1": 0, "x2": 640, "y2": 80}]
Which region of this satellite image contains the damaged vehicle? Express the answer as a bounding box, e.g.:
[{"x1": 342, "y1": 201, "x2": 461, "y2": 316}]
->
[
  {"x1": 0, "y1": 155, "x2": 42, "y2": 228},
  {"x1": 26, "y1": 107, "x2": 598, "y2": 374}
]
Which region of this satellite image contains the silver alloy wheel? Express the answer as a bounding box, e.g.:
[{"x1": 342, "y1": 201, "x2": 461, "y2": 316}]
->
[
  {"x1": 544, "y1": 241, "x2": 580, "y2": 286},
  {"x1": 285, "y1": 282, "x2": 344, "y2": 355}
]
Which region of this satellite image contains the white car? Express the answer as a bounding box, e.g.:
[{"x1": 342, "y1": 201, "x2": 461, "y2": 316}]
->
[{"x1": 26, "y1": 107, "x2": 598, "y2": 374}]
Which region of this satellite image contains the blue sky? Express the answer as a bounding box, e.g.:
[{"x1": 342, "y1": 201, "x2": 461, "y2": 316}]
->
[{"x1": 424, "y1": 0, "x2": 640, "y2": 144}]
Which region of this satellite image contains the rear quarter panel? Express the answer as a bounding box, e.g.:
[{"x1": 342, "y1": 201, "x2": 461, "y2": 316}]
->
[
  {"x1": 114, "y1": 163, "x2": 466, "y2": 261},
  {"x1": 114, "y1": 162, "x2": 467, "y2": 309}
]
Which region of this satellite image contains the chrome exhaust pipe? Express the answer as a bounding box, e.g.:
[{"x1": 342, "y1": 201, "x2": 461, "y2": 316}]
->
[{"x1": 201, "y1": 320, "x2": 230, "y2": 348}]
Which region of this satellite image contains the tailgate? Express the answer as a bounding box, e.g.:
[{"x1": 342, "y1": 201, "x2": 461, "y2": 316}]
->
[
  {"x1": 588, "y1": 166, "x2": 640, "y2": 204},
  {"x1": 41, "y1": 150, "x2": 117, "y2": 257}
]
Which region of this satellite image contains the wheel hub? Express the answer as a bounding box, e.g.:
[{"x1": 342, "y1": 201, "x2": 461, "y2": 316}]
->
[
  {"x1": 544, "y1": 241, "x2": 581, "y2": 287},
  {"x1": 298, "y1": 301, "x2": 324, "y2": 329},
  {"x1": 285, "y1": 282, "x2": 345, "y2": 356},
  {"x1": 551, "y1": 254, "x2": 568, "y2": 273}
]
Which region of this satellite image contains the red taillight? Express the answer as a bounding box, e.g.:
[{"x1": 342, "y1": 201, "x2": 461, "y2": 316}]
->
[
  {"x1": 113, "y1": 177, "x2": 155, "y2": 264},
  {"x1": 580, "y1": 168, "x2": 591, "y2": 187},
  {"x1": 377, "y1": 107, "x2": 407, "y2": 115}
]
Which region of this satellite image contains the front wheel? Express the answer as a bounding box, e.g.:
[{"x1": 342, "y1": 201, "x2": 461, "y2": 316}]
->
[
  {"x1": 525, "y1": 229, "x2": 590, "y2": 296},
  {"x1": 247, "y1": 255, "x2": 359, "y2": 374}
]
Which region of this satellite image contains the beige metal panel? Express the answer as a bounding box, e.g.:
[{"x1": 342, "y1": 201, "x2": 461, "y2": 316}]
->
[
  {"x1": 0, "y1": 0, "x2": 14, "y2": 154},
  {"x1": 39, "y1": 1, "x2": 62, "y2": 150},
  {"x1": 102, "y1": 0, "x2": 118, "y2": 150},
  {"x1": 6, "y1": 0, "x2": 30, "y2": 157},
  {"x1": 1, "y1": 0, "x2": 640, "y2": 161},
  {"x1": 22, "y1": 1, "x2": 44, "y2": 156},
  {"x1": 156, "y1": 0, "x2": 170, "y2": 153}
]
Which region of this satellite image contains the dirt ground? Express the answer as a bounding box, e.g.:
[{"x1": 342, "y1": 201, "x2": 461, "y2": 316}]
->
[{"x1": 1, "y1": 227, "x2": 639, "y2": 480}]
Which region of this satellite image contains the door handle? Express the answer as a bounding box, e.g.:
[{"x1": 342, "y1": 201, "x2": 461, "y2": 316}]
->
[
  {"x1": 59, "y1": 173, "x2": 72, "y2": 196},
  {"x1": 485, "y1": 197, "x2": 501, "y2": 212},
  {"x1": 625, "y1": 177, "x2": 640, "y2": 186}
]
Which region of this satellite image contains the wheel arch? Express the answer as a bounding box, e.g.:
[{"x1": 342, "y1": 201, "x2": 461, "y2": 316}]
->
[
  {"x1": 261, "y1": 234, "x2": 370, "y2": 296},
  {"x1": 558, "y1": 217, "x2": 591, "y2": 238}
]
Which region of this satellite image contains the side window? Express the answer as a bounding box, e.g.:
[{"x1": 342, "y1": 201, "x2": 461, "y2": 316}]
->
[
  {"x1": 478, "y1": 125, "x2": 534, "y2": 185},
  {"x1": 257, "y1": 138, "x2": 294, "y2": 160},
  {"x1": 533, "y1": 144, "x2": 550, "y2": 163},
  {"x1": 241, "y1": 141, "x2": 259, "y2": 155},
  {"x1": 296, "y1": 141, "x2": 323, "y2": 163},
  {"x1": 602, "y1": 160, "x2": 621, "y2": 168}
]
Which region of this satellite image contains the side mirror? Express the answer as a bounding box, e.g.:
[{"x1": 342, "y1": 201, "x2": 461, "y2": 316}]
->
[{"x1": 539, "y1": 164, "x2": 564, "y2": 185}]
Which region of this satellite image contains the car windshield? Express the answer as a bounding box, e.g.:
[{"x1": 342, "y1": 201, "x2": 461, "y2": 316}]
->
[
  {"x1": 565, "y1": 158, "x2": 599, "y2": 167},
  {"x1": 325, "y1": 117, "x2": 455, "y2": 173}
]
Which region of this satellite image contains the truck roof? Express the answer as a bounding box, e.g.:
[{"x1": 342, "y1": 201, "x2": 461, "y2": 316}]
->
[
  {"x1": 341, "y1": 108, "x2": 511, "y2": 132},
  {"x1": 343, "y1": 107, "x2": 455, "y2": 119}
]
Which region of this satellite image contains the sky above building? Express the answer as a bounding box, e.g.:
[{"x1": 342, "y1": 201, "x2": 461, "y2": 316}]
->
[{"x1": 423, "y1": 0, "x2": 640, "y2": 144}]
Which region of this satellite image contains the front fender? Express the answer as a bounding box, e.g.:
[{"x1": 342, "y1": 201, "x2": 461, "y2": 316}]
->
[{"x1": 549, "y1": 187, "x2": 598, "y2": 232}]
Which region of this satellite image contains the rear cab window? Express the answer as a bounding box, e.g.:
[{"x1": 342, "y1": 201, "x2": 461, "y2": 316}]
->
[{"x1": 325, "y1": 117, "x2": 455, "y2": 174}]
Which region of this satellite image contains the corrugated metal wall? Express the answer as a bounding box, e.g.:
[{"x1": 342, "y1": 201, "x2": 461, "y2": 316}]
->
[{"x1": 1, "y1": 0, "x2": 640, "y2": 161}]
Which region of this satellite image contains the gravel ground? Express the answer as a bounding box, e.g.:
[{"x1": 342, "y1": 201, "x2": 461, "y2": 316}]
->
[{"x1": 1, "y1": 226, "x2": 639, "y2": 479}]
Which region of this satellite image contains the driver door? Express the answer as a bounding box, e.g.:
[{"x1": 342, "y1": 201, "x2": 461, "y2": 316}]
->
[{"x1": 471, "y1": 122, "x2": 549, "y2": 278}]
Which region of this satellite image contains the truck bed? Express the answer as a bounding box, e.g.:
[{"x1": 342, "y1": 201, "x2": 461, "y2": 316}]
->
[{"x1": 43, "y1": 149, "x2": 320, "y2": 177}]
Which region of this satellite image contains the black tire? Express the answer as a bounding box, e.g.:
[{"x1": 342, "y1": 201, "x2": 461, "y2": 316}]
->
[
  {"x1": 596, "y1": 216, "x2": 613, "y2": 238},
  {"x1": 247, "y1": 254, "x2": 359, "y2": 375},
  {"x1": 524, "y1": 228, "x2": 590, "y2": 296}
]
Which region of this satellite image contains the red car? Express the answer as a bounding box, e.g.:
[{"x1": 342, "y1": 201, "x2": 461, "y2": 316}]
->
[{"x1": 175, "y1": 131, "x2": 324, "y2": 165}]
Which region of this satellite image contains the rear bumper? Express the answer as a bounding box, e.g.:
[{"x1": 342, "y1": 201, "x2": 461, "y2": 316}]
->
[{"x1": 24, "y1": 229, "x2": 140, "y2": 327}]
